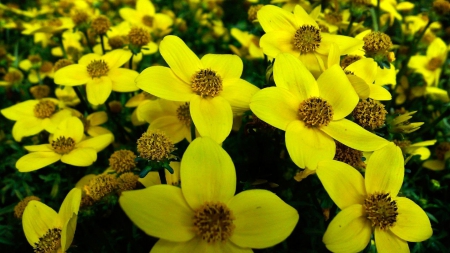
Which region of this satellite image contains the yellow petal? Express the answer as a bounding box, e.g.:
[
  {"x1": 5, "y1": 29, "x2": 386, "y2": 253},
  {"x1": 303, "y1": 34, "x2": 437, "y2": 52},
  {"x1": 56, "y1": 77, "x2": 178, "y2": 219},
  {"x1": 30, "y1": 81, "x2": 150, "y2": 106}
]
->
[
  {"x1": 316, "y1": 160, "x2": 366, "y2": 209},
  {"x1": 58, "y1": 188, "x2": 82, "y2": 227},
  {"x1": 250, "y1": 87, "x2": 298, "y2": 130},
  {"x1": 78, "y1": 53, "x2": 102, "y2": 66},
  {"x1": 54, "y1": 64, "x2": 90, "y2": 86},
  {"x1": 317, "y1": 64, "x2": 358, "y2": 120},
  {"x1": 12, "y1": 117, "x2": 43, "y2": 142},
  {"x1": 165, "y1": 161, "x2": 181, "y2": 186},
  {"x1": 369, "y1": 84, "x2": 392, "y2": 101},
  {"x1": 16, "y1": 152, "x2": 61, "y2": 172},
  {"x1": 201, "y1": 54, "x2": 243, "y2": 80},
  {"x1": 285, "y1": 120, "x2": 335, "y2": 170},
  {"x1": 346, "y1": 58, "x2": 377, "y2": 85},
  {"x1": 61, "y1": 213, "x2": 78, "y2": 252},
  {"x1": 53, "y1": 116, "x2": 84, "y2": 143},
  {"x1": 365, "y1": 143, "x2": 404, "y2": 196},
  {"x1": 228, "y1": 189, "x2": 299, "y2": 249},
  {"x1": 48, "y1": 109, "x2": 73, "y2": 133},
  {"x1": 259, "y1": 31, "x2": 298, "y2": 58},
  {"x1": 149, "y1": 116, "x2": 186, "y2": 144},
  {"x1": 119, "y1": 8, "x2": 138, "y2": 23},
  {"x1": 327, "y1": 43, "x2": 341, "y2": 68},
  {"x1": 87, "y1": 126, "x2": 112, "y2": 137},
  {"x1": 427, "y1": 38, "x2": 447, "y2": 60},
  {"x1": 138, "y1": 172, "x2": 161, "y2": 187},
  {"x1": 24, "y1": 144, "x2": 53, "y2": 152},
  {"x1": 102, "y1": 49, "x2": 132, "y2": 69},
  {"x1": 293, "y1": 4, "x2": 318, "y2": 26},
  {"x1": 119, "y1": 185, "x2": 196, "y2": 242},
  {"x1": 136, "y1": 66, "x2": 194, "y2": 101},
  {"x1": 159, "y1": 35, "x2": 202, "y2": 84},
  {"x1": 22, "y1": 200, "x2": 58, "y2": 246},
  {"x1": 322, "y1": 119, "x2": 389, "y2": 151},
  {"x1": 86, "y1": 111, "x2": 108, "y2": 126},
  {"x1": 1, "y1": 100, "x2": 37, "y2": 120},
  {"x1": 423, "y1": 159, "x2": 445, "y2": 171},
  {"x1": 190, "y1": 96, "x2": 232, "y2": 143},
  {"x1": 274, "y1": 53, "x2": 319, "y2": 101},
  {"x1": 374, "y1": 228, "x2": 409, "y2": 253},
  {"x1": 347, "y1": 75, "x2": 370, "y2": 100},
  {"x1": 320, "y1": 33, "x2": 364, "y2": 55},
  {"x1": 408, "y1": 55, "x2": 427, "y2": 70},
  {"x1": 221, "y1": 79, "x2": 260, "y2": 115},
  {"x1": 390, "y1": 197, "x2": 432, "y2": 242},
  {"x1": 150, "y1": 238, "x2": 253, "y2": 253},
  {"x1": 136, "y1": 0, "x2": 155, "y2": 16},
  {"x1": 323, "y1": 204, "x2": 372, "y2": 253},
  {"x1": 86, "y1": 76, "x2": 112, "y2": 105},
  {"x1": 61, "y1": 148, "x2": 97, "y2": 166},
  {"x1": 257, "y1": 5, "x2": 296, "y2": 33},
  {"x1": 109, "y1": 68, "x2": 139, "y2": 92},
  {"x1": 181, "y1": 137, "x2": 236, "y2": 210},
  {"x1": 77, "y1": 133, "x2": 113, "y2": 152}
]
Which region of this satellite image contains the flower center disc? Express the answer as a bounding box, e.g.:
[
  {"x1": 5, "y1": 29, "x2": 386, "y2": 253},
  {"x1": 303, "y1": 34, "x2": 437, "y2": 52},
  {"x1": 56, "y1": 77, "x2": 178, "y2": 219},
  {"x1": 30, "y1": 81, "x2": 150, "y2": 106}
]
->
[
  {"x1": 136, "y1": 130, "x2": 175, "y2": 161},
  {"x1": 364, "y1": 193, "x2": 398, "y2": 230},
  {"x1": 176, "y1": 102, "x2": 191, "y2": 127},
  {"x1": 34, "y1": 100, "x2": 57, "y2": 119},
  {"x1": 298, "y1": 97, "x2": 333, "y2": 127},
  {"x1": 193, "y1": 202, "x2": 235, "y2": 243},
  {"x1": 51, "y1": 136, "x2": 76, "y2": 154},
  {"x1": 293, "y1": 25, "x2": 322, "y2": 54},
  {"x1": 34, "y1": 228, "x2": 62, "y2": 253},
  {"x1": 191, "y1": 69, "x2": 223, "y2": 97},
  {"x1": 427, "y1": 57, "x2": 442, "y2": 71},
  {"x1": 87, "y1": 60, "x2": 109, "y2": 78}
]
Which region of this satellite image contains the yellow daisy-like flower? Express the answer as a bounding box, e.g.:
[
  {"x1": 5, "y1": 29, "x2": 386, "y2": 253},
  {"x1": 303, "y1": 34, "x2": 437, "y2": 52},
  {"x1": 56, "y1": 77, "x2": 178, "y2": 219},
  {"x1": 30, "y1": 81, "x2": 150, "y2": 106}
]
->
[
  {"x1": 257, "y1": 4, "x2": 363, "y2": 76},
  {"x1": 54, "y1": 49, "x2": 139, "y2": 105},
  {"x1": 138, "y1": 99, "x2": 192, "y2": 144},
  {"x1": 16, "y1": 116, "x2": 113, "y2": 172},
  {"x1": 119, "y1": 0, "x2": 173, "y2": 36},
  {"x1": 1, "y1": 98, "x2": 72, "y2": 142},
  {"x1": 316, "y1": 143, "x2": 432, "y2": 253},
  {"x1": 136, "y1": 35, "x2": 260, "y2": 143},
  {"x1": 120, "y1": 137, "x2": 298, "y2": 252},
  {"x1": 408, "y1": 38, "x2": 448, "y2": 87},
  {"x1": 22, "y1": 188, "x2": 81, "y2": 253},
  {"x1": 250, "y1": 53, "x2": 389, "y2": 170}
]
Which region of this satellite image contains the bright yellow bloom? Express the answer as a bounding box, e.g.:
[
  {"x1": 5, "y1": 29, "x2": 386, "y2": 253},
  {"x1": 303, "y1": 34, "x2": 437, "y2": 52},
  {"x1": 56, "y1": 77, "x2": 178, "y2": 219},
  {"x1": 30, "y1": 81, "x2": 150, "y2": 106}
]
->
[
  {"x1": 120, "y1": 137, "x2": 298, "y2": 252},
  {"x1": 16, "y1": 116, "x2": 113, "y2": 172},
  {"x1": 316, "y1": 143, "x2": 432, "y2": 253},
  {"x1": 72, "y1": 110, "x2": 112, "y2": 137},
  {"x1": 54, "y1": 49, "x2": 139, "y2": 105},
  {"x1": 229, "y1": 28, "x2": 264, "y2": 60},
  {"x1": 136, "y1": 35, "x2": 260, "y2": 143},
  {"x1": 138, "y1": 99, "x2": 192, "y2": 144},
  {"x1": 257, "y1": 5, "x2": 363, "y2": 76},
  {"x1": 408, "y1": 38, "x2": 448, "y2": 86},
  {"x1": 51, "y1": 31, "x2": 84, "y2": 60},
  {"x1": 250, "y1": 53, "x2": 388, "y2": 170},
  {"x1": 119, "y1": 0, "x2": 173, "y2": 36},
  {"x1": 22, "y1": 188, "x2": 81, "y2": 253},
  {"x1": 125, "y1": 91, "x2": 157, "y2": 126},
  {"x1": 1, "y1": 98, "x2": 72, "y2": 142}
]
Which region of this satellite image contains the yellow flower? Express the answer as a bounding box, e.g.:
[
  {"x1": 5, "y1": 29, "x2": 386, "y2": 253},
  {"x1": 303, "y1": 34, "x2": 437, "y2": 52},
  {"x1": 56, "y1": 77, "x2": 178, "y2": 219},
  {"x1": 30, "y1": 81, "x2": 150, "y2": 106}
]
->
[
  {"x1": 408, "y1": 38, "x2": 448, "y2": 86},
  {"x1": 1, "y1": 98, "x2": 72, "y2": 142},
  {"x1": 257, "y1": 5, "x2": 363, "y2": 76},
  {"x1": 125, "y1": 91, "x2": 158, "y2": 126},
  {"x1": 16, "y1": 116, "x2": 113, "y2": 172},
  {"x1": 22, "y1": 188, "x2": 81, "y2": 253},
  {"x1": 120, "y1": 137, "x2": 298, "y2": 252},
  {"x1": 138, "y1": 99, "x2": 192, "y2": 144},
  {"x1": 250, "y1": 53, "x2": 388, "y2": 170},
  {"x1": 71, "y1": 110, "x2": 112, "y2": 137},
  {"x1": 136, "y1": 35, "x2": 260, "y2": 143},
  {"x1": 19, "y1": 58, "x2": 55, "y2": 84},
  {"x1": 119, "y1": 0, "x2": 173, "y2": 36},
  {"x1": 54, "y1": 49, "x2": 139, "y2": 105},
  {"x1": 229, "y1": 28, "x2": 264, "y2": 60},
  {"x1": 51, "y1": 31, "x2": 84, "y2": 60},
  {"x1": 423, "y1": 142, "x2": 450, "y2": 171},
  {"x1": 316, "y1": 143, "x2": 432, "y2": 253},
  {"x1": 55, "y1": 86, "x2": 80, "y2": 107}
]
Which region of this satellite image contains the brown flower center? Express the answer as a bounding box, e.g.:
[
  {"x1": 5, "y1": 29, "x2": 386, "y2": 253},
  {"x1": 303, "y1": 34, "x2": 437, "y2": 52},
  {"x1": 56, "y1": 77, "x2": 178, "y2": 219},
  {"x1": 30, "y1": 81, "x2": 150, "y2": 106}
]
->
[
  {"x1": 341, "y1": 55, "x2": 362, "y2": 69},
  {"x1": 40, "y1": 61, "x2": 53, "y2": 73},
  {"x1": 363, "y1": 31, "x2": 392, "y2": 55},
  {"x1": 109, "y1": 150, "x2": 137, "y2": 173},
  {"x1": 353, "y1": 99, "x2": 387, "y2": 130},
  {"x1": 191, "y1": 69, "x2": 223, "y2": 97},
  {"x1": 298, "y1": 97, "x2": 333, "y2": 128},
  {"x1": 51, "y1": 136, "x2": 75, "y2": 154},
  {"x1": 293, "y1": 25, "x2": 322, "y2": 54},
  {"x1": 85, "y1": 174, "x2": 118, "y2": 201},
  {"x1": 193, "y1": 202, "x2": 235, "y2": 243},
  {"x1": 30, "y1": 85, "x2": 51, "y2": 99},
  {"x1": 34, "y1": 228, "x2": 62, "y2": 253},
  {"x1": 176, "y1": 102, "x2": 191, "y2": 127},
  {"x1": 334, "y1": 141, "x2": 365, "y2": 169},
  {"x1": 34, "y1": 100, "x2": 57, "y2": 119},
  {"x1": 108, "y1": 36, "x2": 127, "y2": 49},
  {"x1": 427, "y1": 57, "x2": 443, "y2": 71},
  {"x1": 128, "y1": 27, "x2": 151, "y2": 46},
  {"x1": 87, "y1": 60, "x2": 109, "y2": 78},
  {"x1": 91, "y1": 15, "x2": 111, "y2": 35},
  {"x1": 435, "y1": 142, "x2": 450, "y2": 160},
  {"x1": 137, "y1": 130, "x2": 175, "y2": 161},
  {"x1": 364, "y1": 193, "x2": 398, "y2": 230},
  {"x1": 14, "y1": 196, "x2": 41, "y2": 219},
  {"x1": 4, "y1": 70, "x2": 23, "y2": 84}
]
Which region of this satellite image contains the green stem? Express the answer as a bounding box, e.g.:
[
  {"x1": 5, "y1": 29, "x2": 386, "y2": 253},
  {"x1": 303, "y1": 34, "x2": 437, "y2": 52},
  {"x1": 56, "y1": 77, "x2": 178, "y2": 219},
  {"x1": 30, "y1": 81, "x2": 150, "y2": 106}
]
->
[
  {"x1": 100, "y1": 34, "x2": 106, "y2": 55},
  {"x1": 82, "y1": 30, "x2": 93, "y2": 53},
  {"x1": 129, "y1": 54, "x2": 134, "y2": 69},
  {"x1": 370, "y1": 8, "x2": 379, "y2": 32},
  {"x1": 376, "y1": 0, "x2": 381, "y2": 31},
  {"x1": 345, "y1": 15, "x2": 355, "y2": 35},
  {"x1": 158, "y1": 169, "x2": 167, "y2": 184},
  {"x1": 35, "y1": 69, "x2": 43, "y2": 85},
  {"x1": 73, "y1": 86, "x2": 92, "y2": 114},
  {"x1": 57, "y1": 33, "x2": 67, "y2": 59}
]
